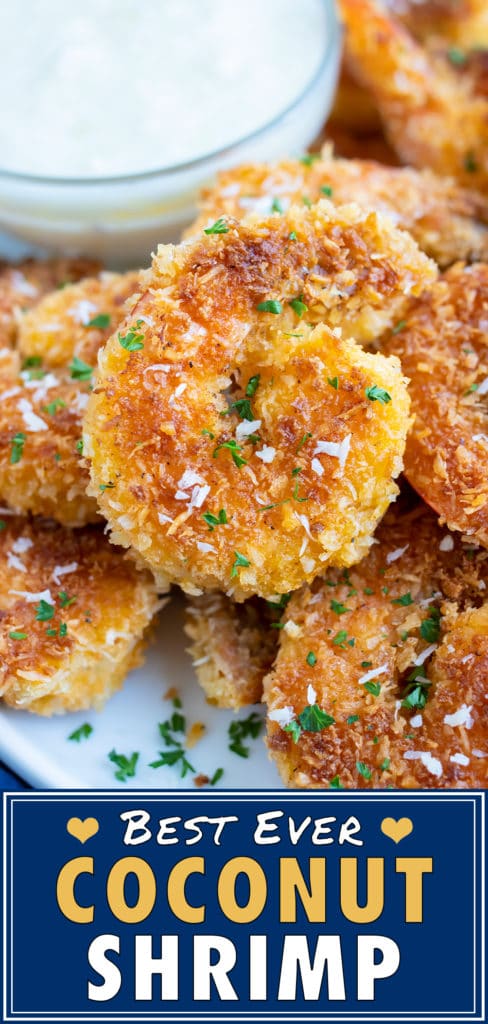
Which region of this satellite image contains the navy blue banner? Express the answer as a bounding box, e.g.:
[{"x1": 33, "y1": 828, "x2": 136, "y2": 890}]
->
[{"x1": 1, "y1": 790, "x2": 485, "y2": 1022}]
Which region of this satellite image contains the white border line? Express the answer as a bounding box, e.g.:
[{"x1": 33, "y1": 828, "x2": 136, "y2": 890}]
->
[{"x1": 3, "y1": 791, "x2": 485, "y2": 1023}]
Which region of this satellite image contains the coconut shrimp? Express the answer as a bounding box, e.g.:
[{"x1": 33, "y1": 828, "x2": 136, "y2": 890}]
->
[
  {"x1": 184, "y1": 594, "x2": 278, "y2": 708},
  {"x1": 264, "y1": 503, "x2": 488, "y2": 789},
  {"x1": 188, "y1": 150, "x2": 488, "y2": 268},
  {"x1": 18, "y1": 270, "x2": 141, "y2": 367},
  {"x1": 338, "y1": 0, "x2": 488, "y2": 191},
  {"x1": 0, "y1": 516, "x2": 159, "y2": 715},
  {"x1": 85, "y1": 201, "x2": 435, "y2": 599},
  {"x1": 384, "y1": 263, "x2": 488, "y2": 548},
  {"x1": 0, "y1": 257, "x2": 100, "y2": 349},
  {"x1": 0, "y1": 271, "x2": 141, "y2": 527},
  {"x1": 389, "y1": 0, "x2": 488, "y2": 50}
]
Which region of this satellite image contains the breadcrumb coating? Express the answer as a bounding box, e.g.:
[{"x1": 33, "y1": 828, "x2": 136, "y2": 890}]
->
[
  {"x1": 189, "y1": 149, "x2": 488, "y2": 268},
  {"x1": 184, "y1": 594, "x2": 278, "y2": 708},
  {"x1": 0, "y1": 516, "x2": 160, "y2": 715},
  {"x1": 264, "y1": 503, "x2": 488, "y2": 789},
  {"x1": 85, "y1": 201, "x2": 428, "y2": 598},
  {"x1": 338, "y1": 0, "x2": 488, "y2": 191},
  {"x1": 0, "y1": 257, "x2": 100, "y2": 349},
  {"x1": 384, "y1": 263, "x2": 488, "y2": 547}
]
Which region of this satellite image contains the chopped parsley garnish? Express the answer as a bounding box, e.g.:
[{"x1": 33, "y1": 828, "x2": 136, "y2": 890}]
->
[
  {"x1": 327, "y1": 376, "x2": 339, "y2": 390},
  {"x1": 108, "y1": 749, "x2": 139, "y2": 782},
  {"x1": 231, "y1": 551, "x2": 250, "y2": 578},
  {"x1": 392, "y1": 592, "x2": 413, "y2": 606},
  {"x1": 204, "y1": 217, "x2": 229, "y2": 234},
  {"x1": 292, "y1": 481, "x2": 308, "y2": 502},
  {"x1": 320, "y1": 184, "x2": 333, "y2": 197},
  {"x1": 306, "y1": 651, "x2": 317, "y2": 666},
  {"x1": 284, "y1": 719, "x2": 302, "y2": 742},
  {"x1": 289, "y1": 296, "x2": 308, "y2": 318},
  {"x1": 69, "y1": 356, "x2": 93, "y2": 381},
  {"x1": 401, "y1": 667, "x2": 431, "y2": 709},
  {"x1": 213, "y1": 439, "x2": 247, "y2": 468},
  {"x1": 246, "y1": 374, "x2": 260, "y2": 397},
  {"x1": 465, "y1": 382, "x2": 479, "y2": 395},
  {"x1": 118, "y1": 320, "x2": 145, "y2": 352},
  {"x1": 99, "y1": 482, "x2": 115, "y2": 492},
  {"x1": 35, "y1": 599, "x2": 55, "y2": 622},
  {"x1": 364, "y1": 680, "x2": 381, "y2": 697},
  {"x1": 224, "y1": 397, "x2": 254, "y2": 421},
  {"x1": 76, "y1": 439, "x2": 84, "y2": 454},
  {"x1": 271, "y1": 198, "x2": 284, "y2": 214},
  {"x1": 59, "y1": 590, "x2": 76, "y2": 608},
  {"x1": 291, "y1": 466, "x2": 301, "y2": 477},
  {"x1": 380, "y1": 758, "x2": 390, "y2": 772},
  {"x1": 201, "y1": 428, "x2": 214, "y2": 438},
  {"x1": 298, "y1": 704, "x2": 335, "y2": 733},
  {"x1": 210, "y1": 767, "x2": 224, "y2": 785},
  {"x1": 464, "y1": 151, "x2": 478, "y2": 173},
  {"x1": 68, "y1": 723, "x2": 93, "y2": 742},
  {"x1": 332, "y1": 630, "x2": 354, "y2": 648},
  {"x1": 59, "y1": 623, "x2": 68, "y2": 638},
  {"x1": 296, "y1": 431, "x2": 312, "y2": 453},
  {"x1": 228, "y1": 712, "x2": 263, "y2": 757},
  {"x1": 257, "y1": 299, "x2": 282, "y2": 314},
  {"x1": 361, "y1": 660, "x2": 372, "y2": 668},
  {"x1": 266, "y1": 592, "x2": 291, "y2": 611},
  {"x1": 150, "y1": 748, "x2": 195, "y2": 777},
  {"x1": 10, "y1": 432, "x2": 26, "y2": 464},
  {"x1": 86, "y1": 313, "x2": 111, "y2": 329},
  {"x1": 420, "y1": 606, "x2": 441, "y2": 643},
  {"x1": 43, "y1": 398, "x2": 66, "y2": 416},
  {"x1": 392, "y1": 319, "x2": 406, "y2": 334},
  {"x1": 447, "y1": 47, "x2": 466, "y2": 65},
  {"x1": 202, "y1": 508, "x2": 227, "y2": 530},
  {"x1": 330, "y1": 600, "x2": 350, "y2": 615},
  {"x1": 347, "y1": 714, "x2": 359, "y2": 724},
  {"x1": 365, "y1": 385, "x2": 391, "y2": 404},
  {"x1": 0, "y1": 520, "x2": 5, "y2": 531},
  {"x1": 9, "y1": 631, "x2": 27, "y2": 640},
  {"x1": 329, "y1": 775, "x2": 344, "y2": 789},
  {"x1": 288, "y1": 231, "x2": 297, "y2": 241},
  {"x1": 22, "y1": 356, "x2": 42, "y2": 369},
  {"x1": 356, "y1": 761, "x2": 372, "y2": 780},
  {"x1": 299, "y1": 153, "x2": 320, "y2": 166},
  {"x1": 302, "y1": 196, "x2": 312, "y2": 208}
]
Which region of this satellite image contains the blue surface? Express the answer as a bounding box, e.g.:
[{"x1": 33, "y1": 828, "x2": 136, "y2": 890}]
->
[{"x1": 0, "y1": 761, "x2": 27, "y2": 789}]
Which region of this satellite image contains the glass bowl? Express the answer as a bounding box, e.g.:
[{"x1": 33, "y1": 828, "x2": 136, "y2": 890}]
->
[{"x1": 0, "y1": 3, "x2": 341, "y2": 266}]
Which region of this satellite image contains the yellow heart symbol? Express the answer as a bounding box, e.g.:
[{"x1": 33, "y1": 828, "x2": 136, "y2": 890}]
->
[
  {"x1": 66, "y1": 817, "x2": 99, "y2": 844},
  {"x1": 381, "y1": 817, "x2": 413, "y2": 844}
]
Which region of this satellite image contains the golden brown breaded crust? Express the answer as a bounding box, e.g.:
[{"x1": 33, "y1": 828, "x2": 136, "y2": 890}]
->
[
  {"x1": 0, "y1": 517, "x2": 160, "y2": 715},
  {"x1": 18, "y1": 270, "x2": 141, "y2": 367},
  {"x1": 85, "y1": 201, "x2": 430, "y2": 598},
  {"x1": 184, "y1": 594, "x2": 278, "y2": 708},
  {"x1": 338, "y1": 0, "x2": 488, "y2": 191},
  {"x1": 264, "y1": 503, "x2": 488, "y2": 789},
  {"x1": 0, "y1": 348, "x2": 97, "y2": 527},
  {"x1": 389, "y1": 0, "x2": 488, "y2": 49},
  {"x1": 384, "y1": 263, "x2": 488, "y2": 547},
  {"x1": 189, "y1": 151, "x2": 488, "y2": 268},
  {"x1": 0, "y1": 258, "x2": 100, "y2": 348}
]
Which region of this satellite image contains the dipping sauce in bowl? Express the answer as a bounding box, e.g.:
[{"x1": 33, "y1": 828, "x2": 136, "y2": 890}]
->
[{"x1": 0, "y1": 0, "x2": 341, "y2": 262}]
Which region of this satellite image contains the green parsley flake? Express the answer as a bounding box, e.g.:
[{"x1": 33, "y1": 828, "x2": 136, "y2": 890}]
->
[
  {"x1": 347, "y1": 714, "x2": 359, "y2": 724},
  {"x1": 327, "y1": 376, "x2": 339, "y2": 390},
  {"x1": 10, "y1": 433, "x2": 26, "y2": 464},
  {"x1": 109, "y1": 749, "x2": 139, "y2": 782},
  {"x1": 76, "y1": 439, "x2": 84, "y2": 454},
  {"x1": 0, "y1": 520, "x2": 6, "y2": 530},
  {"x1": 288, "y1": 231, "x2": 297, "y2": 241},
  {"x1": 246, "y1": 374, "x2": 260, "y2": 397},
  {"x1": 392, "y1": 592, "x2": 413, "y2": 607},
  {"x1": 257, "y1": 299, "x2": 282, "y2": 314},
  {"x1": 204, "y1": 217, "x2": 229, "y2": 234},
  {"x1": 420, "y1": 607, "x2": 441, "y2": 643},
  {"x1": 296, "y1": 432, "x2": 312, "y2": 453},
  {"x1": 289, "y1": 296, "x2": 308, "y2": 318},
  {"x1": 392, "y1": 319, "x2": 407, "y2": 335},
  {"x1": 380, "y1": 758, "x2": 390, "y2": 772},
  {"x1": 35, "y1": 599, "x2": 55, "y2": 622},
  {"x1": 329, "y1": 775, "x2": 344, "y2": 789},
  {"x1": 271, "y1": 198, "x2": 284, "y2": 214},
  {"x1": 68, "y1": 723, "x2": 93, "y2": 742},
  {"x1": 356, "y1": 761, "x2": 372, "y2": 780},
  {"x1": 231, "y1": 551, "x2": 250, "y2": 578},
  {"x1": 9, "y1": 631, "x2": 27, "y2": 640},
  {"x1": 365, "y1": 385, "x2": 391, "y2": 404},
  {"x1": 59, "y1": 590, "x2": 76, "y2": 608},
  {"x1": 321, "y1": 184, "x2": 333, "y2": 196},
  {"x1": 43, "y1": 399, "x2": 66, "y2": 416},
  {"x1": 330, "y1": 600, "x2": 349, "y2": 615},
  {"x1": 447, "y1": 47, "x2": 466, "y2": 65},
  {"x1": 118, "y1": 321, "x2": 145, "y2": 352},
  {"x1": 299, "y1": 153, "x2": 320, "y2": 166},
  {"x1": 228, "y1": 712, "x2": 263, "y2": 757},
  {"x1": 210, "y1": 767, "x2": 224, "y2": 785},
  {"x1": 302, "y1": 196, "x2": 312, "y2": 208},
  {"x1": 464, "y1": 151, "x2": 478, "y2": 173},
  {"x1": 364, "y1": 680, "x2": 381, "y2": 697},
  {"x1": 213, "y1": 439, "x2": 247, "y2": 468},
  {"x1": 202, "y1": 508, "x2": 227, "y2": 531},
  {"x1": 298, "y1": 704, "x2": 335, "y2": 732},
  {"x1": 86, "y1": 313, "x2": 111, "y2": 329},
  {"x1": 69, "y1": 357, "x2": 93, "y2": 381},
  {"x1": 306, "y1": 651, "x2": 317, "y2": 667},
  {"x1": 150, "y1": 748, "x2": 195, "y2": 777}
]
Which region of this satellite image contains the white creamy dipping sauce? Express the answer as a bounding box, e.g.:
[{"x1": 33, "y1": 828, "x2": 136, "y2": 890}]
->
[{"x1": 0, "y1": 0, "x2": 328, "y2": 179}]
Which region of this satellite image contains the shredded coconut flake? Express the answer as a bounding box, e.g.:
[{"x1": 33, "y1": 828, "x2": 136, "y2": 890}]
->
[
  {"x1": 235, "y1": 418, "x2": 261, "y2": 440},
  {"x1": 307, "y1": 684, "x2": 316, "y2": 704},
  {"x1": 439, "y1": 534, "x2": 454, "y2": 551},
  {"x1": 17, "y1": 398, "x2": 48, "y2": 432},
  {"x1": 158, "y1": 512, "x2": 173, "y2": 525},
  {"x1": 52, "y1": 562, "x2": 78, "y2": 585},
  {"x1": 313, "y1": 433, "x2": 351, "y2": 472},
  {"x1": 358, "y1": 663, "x2": 388, "y2": 685},
  {"x1": 269, "y1": 705, "x2": 295, "y2": 727},
  {"x1": 450, "y1": 752, "x2": 470, "y2": 766},
  {"x1": 69, "y1": 299, "x2": 97, "y2": 324},
  {"x1": 7, "y1": 553, "x2": 27, "y2": 573},
  {"x1": 12, "y1": 537, "x2": 33, "y2": 554},
  {"x1": 311, "y1": 457, "x2": 324, "y2": 477},
  {"x1": 10, "y1": 588, "x2": 53, "y2": 604},
  {"x1": 443, "y1": 704, "x2": 474, "y2": 729},
  {"x1": 197, "y1": 541, "x2": 216, "y2": 553},
  {"x1": 410, "y1": 714, "x2": 423, "y2": 728},
  {"x1": 283, "y1": 619, "x2": 302, "y2": 638},
  {"x1": 386, "y1": 544, "x2": 409, "y2": 564},
  {"x1": 255, "y1": 445, "x2": 276, "y2": 463},
  {"x1": 178, "y1": 469, "x2": 204, "y2": 490},
  {"x1": 476, "y1": 375, "x2": 488, "y2": 396},
  {"x1": 404, "y1": 750, "x2": 443, "y2": 777},
  {"x1": 414, "y1": 643, "x2": 437, "y2": 666}
]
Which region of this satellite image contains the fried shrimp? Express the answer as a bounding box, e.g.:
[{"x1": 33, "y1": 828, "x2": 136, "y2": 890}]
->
[
  {"x1": 184, "y1": 594, "x2": 278, "y2": 708},
  {"x1": 0, "y1": 347, "x2": 97, "y2": 527},
  {"x1": 264, "y1": 503, "x2": 488, "y2": 789},
  {"x1": 0, "y1": 271, "x2": 141, "y2": 527},
  {"x1": 0, "y1": 257, "x2": 100, "y2": 348},
  {"x1": 338, "y1": 0, "x2": 488, "y2": 191},
  {"x1": 0, "y1": 517, "x2": 159, "y2": 715},
  {"x1": 18, "y1": 270, "x2": 141, "y2": 367},
  {"x1": 188, "y1": 150, "x2": 488, "y2": 268},
  {"x1": 85, "y1": 201, "x2": 434, "y2": 598},
  {"x1": 389, "y1": 0, "x2": 488, "y2": 50},
  {"x1": 384, "y1": 263, "x2": 488, "y2": 547}
]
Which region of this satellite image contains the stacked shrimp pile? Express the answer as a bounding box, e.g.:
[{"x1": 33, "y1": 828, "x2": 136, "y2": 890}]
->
[{"x1": 1, "y1": 0, "x2": 487, "y2": 786}]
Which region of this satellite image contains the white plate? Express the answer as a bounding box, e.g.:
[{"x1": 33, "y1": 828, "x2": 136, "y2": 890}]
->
[{"x1": 0, "y1": 593, "x2": 283, "y2": 789}]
